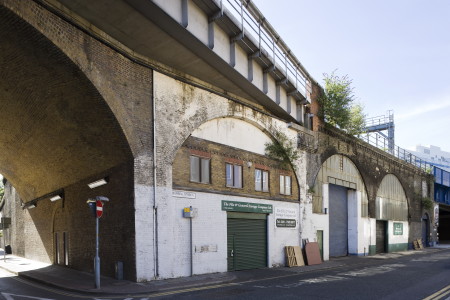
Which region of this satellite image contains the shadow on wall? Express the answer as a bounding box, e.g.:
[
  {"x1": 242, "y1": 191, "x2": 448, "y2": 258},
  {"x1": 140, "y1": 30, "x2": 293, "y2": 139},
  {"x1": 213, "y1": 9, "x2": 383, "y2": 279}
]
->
[{"x1": 5, "y1": 161, "x2": 137, "y2": 281}]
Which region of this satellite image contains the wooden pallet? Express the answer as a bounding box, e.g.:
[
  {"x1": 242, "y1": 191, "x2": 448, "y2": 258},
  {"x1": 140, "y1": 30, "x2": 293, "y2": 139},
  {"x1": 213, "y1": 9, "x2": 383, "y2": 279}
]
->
[
  {"x1": 285, "y1": 246, "x2": 305, "y2": 267},
  {"x1": 413, "y1": 239, "x2": 424, "y2": 250}
]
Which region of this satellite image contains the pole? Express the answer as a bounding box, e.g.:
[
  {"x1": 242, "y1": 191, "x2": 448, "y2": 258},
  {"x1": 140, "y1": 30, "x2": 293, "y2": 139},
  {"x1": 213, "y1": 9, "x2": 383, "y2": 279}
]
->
[
  {"x1": 95, "y1": 216, "x2": 100, "y2": 289},
  {"x1": 3, "y1": 227, "x2": 5, "y2": 262},
  {"x1": 190, "y1": 215, "x2": 193, "y2": 276}
]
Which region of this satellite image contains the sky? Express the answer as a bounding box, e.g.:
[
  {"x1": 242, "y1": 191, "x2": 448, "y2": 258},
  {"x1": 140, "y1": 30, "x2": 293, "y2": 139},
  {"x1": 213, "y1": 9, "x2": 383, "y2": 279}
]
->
[{"x1": 252, "y1": 0, "x2": 450, "y2": 152}]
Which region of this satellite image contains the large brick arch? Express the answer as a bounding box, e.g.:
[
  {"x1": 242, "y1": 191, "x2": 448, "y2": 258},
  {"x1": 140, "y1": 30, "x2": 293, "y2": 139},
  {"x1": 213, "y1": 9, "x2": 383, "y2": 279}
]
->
[
  {"x1": 309, "y1": 128, "x2": 423, "y2": 220},
  {"x1": 311, "y1": 153, "x2": 370, "y2": 215},
  {"x1": 1, "y1": 0, "x2": 153, "y2": 159},
  {"x1": 154, "y1": 71, "x2": 297, "y2": 188},
  {"x1": 0, "y1": 4, "x2": 133, "y2": 201},
  {"x1": 154, "y1": 73, "x2": 289, "y2": 166}
]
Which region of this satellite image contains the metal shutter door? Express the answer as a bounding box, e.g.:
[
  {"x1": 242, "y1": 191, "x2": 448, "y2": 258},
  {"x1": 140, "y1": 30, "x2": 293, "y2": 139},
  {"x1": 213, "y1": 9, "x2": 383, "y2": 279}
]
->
[
  {"x1": 227, "y1": 213, "x2": 267, "y2": 271},
  {"x1": 329, "y1": 184, "x2": 348, "y2": 257}
]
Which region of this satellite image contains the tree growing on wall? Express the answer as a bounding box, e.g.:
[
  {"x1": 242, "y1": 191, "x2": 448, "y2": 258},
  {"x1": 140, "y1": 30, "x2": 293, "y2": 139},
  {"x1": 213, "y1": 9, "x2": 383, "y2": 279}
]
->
[
  {"x1": 265, "y1": 129, "x2": 299, "y2": 170},
  {"x1": 318, "y1": 71, "x2": 366, "y2": 135}
]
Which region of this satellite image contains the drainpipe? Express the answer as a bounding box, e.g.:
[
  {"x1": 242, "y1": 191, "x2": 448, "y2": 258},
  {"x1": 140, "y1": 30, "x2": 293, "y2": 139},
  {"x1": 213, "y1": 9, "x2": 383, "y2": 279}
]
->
[{"x1": 152, "y1": 83, "x2": 159, "y2": 278}]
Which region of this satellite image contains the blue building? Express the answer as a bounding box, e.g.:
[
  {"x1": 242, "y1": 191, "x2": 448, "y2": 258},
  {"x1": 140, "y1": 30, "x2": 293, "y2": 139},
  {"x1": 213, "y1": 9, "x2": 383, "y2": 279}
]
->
[{"x1": 434, "y1": 167, "x2": 450, "y2": 242}]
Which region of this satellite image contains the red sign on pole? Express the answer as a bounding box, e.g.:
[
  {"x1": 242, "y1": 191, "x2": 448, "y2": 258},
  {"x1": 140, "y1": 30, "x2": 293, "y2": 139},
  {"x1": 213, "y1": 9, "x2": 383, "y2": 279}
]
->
[{"x1": 96, "y1": 200, "x2": 103, "y2": 218}]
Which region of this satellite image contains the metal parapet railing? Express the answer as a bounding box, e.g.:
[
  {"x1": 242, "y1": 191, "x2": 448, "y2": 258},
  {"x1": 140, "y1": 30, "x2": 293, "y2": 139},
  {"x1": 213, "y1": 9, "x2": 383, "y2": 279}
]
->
[
  {"x1": 221, "y1": 0, "x2": 313, "y2": 100},
  {"x1": 360, "y1": 132, "x2": 433, "y2": 173}
]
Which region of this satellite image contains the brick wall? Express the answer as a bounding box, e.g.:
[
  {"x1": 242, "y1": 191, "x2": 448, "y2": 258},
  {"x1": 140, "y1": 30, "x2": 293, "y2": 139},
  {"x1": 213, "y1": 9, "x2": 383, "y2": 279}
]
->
[
  {"x1": 2, "y1": 160, "x2": 136, "y2": 280},
  {"x1": 173, "y1": 136, "x2": 299, "y2": 202}
]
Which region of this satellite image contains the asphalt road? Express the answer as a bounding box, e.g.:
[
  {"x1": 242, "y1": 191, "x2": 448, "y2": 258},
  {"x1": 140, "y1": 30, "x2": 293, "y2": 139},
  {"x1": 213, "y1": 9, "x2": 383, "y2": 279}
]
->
[{"x1": 1, "y1": 249, "x2": 450, "y2": 300}]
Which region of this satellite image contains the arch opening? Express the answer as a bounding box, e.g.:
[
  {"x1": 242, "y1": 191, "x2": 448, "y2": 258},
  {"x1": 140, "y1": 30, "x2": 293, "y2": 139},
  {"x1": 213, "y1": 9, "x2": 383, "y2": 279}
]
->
[{"x1": 0, "y1": 6, "x2": 135, "y2": 280}]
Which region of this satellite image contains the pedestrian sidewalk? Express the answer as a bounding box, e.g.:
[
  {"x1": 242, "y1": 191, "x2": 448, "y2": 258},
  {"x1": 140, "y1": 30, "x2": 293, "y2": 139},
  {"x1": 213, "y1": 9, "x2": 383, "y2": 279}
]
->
[{"x1": 0, "y1": 247, "x2": 446, "y2": 296}]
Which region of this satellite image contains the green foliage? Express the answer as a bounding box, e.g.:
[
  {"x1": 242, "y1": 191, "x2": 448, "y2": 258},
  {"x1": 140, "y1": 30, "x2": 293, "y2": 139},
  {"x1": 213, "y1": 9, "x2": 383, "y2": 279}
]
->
[
  {"x1": 318, "y1": 71, "x2": 366, "y2": 135},
  {"x1": 307, "y1": 186, "x2": 315, "y2": 194},
  {"x1": 347, "y1": 102, "x2": 366, "y2": 136},
  {"x1": 265, "y1": 130, "x2": 299, "y2": 170},
  {"x1": 422, "y1": 197, "x2": 434, "y2": 210}
]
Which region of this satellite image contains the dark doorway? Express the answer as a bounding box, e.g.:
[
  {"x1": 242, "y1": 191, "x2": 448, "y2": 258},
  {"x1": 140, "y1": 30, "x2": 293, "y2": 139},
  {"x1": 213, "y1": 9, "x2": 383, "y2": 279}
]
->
[
  {"x1": 376, "y1": 220, "x2": 387, "y2": 253},
  {"x1": 422, "y1": 214, "x2": 429, "y2": 247}
]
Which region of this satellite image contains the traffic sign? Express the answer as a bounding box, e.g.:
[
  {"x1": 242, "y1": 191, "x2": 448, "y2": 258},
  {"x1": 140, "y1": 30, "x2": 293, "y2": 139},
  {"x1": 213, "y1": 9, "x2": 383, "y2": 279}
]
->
[{"x1": 96, "y1": 200, "x2": 103, "y2": 218}]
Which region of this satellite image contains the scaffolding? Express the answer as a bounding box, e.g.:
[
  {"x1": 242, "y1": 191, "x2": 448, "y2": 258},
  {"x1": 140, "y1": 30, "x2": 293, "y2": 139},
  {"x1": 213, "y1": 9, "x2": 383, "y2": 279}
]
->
[{"x1": 364, "y1": 110, "x2": 395, "y2": 153}]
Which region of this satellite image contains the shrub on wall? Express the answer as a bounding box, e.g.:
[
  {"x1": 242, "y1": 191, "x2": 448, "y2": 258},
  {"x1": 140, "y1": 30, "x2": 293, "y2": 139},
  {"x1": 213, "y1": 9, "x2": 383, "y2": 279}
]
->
[{"x1": 422, "y1": 197, "x2": 434, "y2": 211}]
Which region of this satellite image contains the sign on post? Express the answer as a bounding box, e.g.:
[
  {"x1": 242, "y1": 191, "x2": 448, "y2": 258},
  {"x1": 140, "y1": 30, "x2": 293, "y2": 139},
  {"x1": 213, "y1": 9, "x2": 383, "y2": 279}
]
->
[
  {"x1": 96, "y1": 200, "x2": 103, "y2": 218},
  {"x1": 86, "y1": 196, "x2": 109, "y2": 289}
]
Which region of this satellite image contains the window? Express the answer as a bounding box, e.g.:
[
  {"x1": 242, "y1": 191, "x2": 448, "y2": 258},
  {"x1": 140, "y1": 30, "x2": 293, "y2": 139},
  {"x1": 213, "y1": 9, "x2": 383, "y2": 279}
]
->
[
  {"x1": 226, "y1": 163, "x2": 242, "y2": 188},
  {"x1": 190, "y1": 156, "x2": 210, "y2": 184},
  {"x1": 255, "y1": 169, "x2": 269, "y2": 192},
  {"x1": 280, "y1": 175, "x2": 291, "y2": 195}
]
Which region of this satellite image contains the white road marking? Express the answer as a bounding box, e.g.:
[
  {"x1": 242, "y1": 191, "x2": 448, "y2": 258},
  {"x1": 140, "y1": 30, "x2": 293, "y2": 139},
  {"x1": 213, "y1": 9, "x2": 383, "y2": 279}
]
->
[
  {"x1": 338, "y1": 264, "x2": 406, "y2": 277},
  {"x1": 1, "y1": 293, "x2": 55, "y2": 300}
]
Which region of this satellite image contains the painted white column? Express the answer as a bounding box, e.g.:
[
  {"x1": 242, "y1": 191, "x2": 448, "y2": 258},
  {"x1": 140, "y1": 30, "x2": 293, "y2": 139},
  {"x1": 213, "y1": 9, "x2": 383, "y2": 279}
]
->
[
  {"x1": 322, "y1": 183, "x2": 330, "y2": 261},
  {"x1": 347, "y1": 189, "x2": 359, "y2": 255},
  {"x1": 134, "y1": 155, "x2": 155, "y2": 282}
]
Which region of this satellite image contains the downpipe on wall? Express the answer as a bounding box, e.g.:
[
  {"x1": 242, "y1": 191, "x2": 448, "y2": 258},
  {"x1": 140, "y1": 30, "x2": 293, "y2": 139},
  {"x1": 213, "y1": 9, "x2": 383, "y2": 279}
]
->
[{"x1": 152, "y1": 81, "x2": 159, "y2": 279}]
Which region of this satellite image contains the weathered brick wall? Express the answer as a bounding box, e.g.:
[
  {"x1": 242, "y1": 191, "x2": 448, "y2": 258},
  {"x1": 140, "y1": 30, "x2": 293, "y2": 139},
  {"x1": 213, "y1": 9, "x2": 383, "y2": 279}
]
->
[
  {"x1": 0, "y1": 0, "x2": 153, "y2": 158},
  {"x1": 0, "y1": 0, "x2": 156, "y2": 280},
  {"x1": 306, "y1": 126, "x2": 434, "y2": 244},
  {"x1": 173, "y1": 136, "x2": 299, "y2": 202},
  {"x1": 2, "y1": 161, "x2": 136, "y2": 280}
]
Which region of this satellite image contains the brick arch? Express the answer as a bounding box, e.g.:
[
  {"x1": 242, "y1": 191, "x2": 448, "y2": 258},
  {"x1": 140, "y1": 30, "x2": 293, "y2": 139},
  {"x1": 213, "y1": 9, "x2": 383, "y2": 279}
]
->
[
  {"x1": 2, "y1": 0, "x2": 152, "y2": 158},
  {"x1": 162, "y1": 99, "x2": 287, "y2": 168},
  {"x1": 311, "y1": 153, "x2": 370, "y2": 215},
  {"x1": 0, "y1": 4, "x2": 133, "y2": 201}
]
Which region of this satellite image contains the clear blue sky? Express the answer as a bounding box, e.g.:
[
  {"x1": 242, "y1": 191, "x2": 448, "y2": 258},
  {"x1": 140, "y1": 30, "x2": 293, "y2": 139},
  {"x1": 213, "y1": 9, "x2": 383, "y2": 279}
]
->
[{"x1": 253, "y1": 0, "x2": 450, "y2": 152}]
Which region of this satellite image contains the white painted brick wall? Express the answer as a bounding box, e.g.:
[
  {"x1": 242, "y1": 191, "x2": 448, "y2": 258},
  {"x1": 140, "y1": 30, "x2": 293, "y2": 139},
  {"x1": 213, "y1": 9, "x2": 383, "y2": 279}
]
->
[{"x1": 154, "y1": 190, "x2": 303, "y2": 278}]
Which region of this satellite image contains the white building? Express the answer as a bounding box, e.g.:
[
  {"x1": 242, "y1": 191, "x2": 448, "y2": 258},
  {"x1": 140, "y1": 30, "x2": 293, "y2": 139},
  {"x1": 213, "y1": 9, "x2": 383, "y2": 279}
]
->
[{"x1": 409, "y1": 145, "x2": 450, "y2": 172}]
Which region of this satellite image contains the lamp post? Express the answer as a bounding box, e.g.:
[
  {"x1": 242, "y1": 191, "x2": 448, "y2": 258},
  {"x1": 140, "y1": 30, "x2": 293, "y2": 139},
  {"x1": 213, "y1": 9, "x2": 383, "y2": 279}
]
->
[{"x1": 87, "y1": 196, "x2": 109, "y2": 289}]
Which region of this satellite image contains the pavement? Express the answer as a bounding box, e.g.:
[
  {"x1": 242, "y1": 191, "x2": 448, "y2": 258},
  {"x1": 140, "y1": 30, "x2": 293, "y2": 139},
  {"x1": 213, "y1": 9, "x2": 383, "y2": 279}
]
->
[{"x1": 0, "y1": 246, "x2": 449, "y2": 296}]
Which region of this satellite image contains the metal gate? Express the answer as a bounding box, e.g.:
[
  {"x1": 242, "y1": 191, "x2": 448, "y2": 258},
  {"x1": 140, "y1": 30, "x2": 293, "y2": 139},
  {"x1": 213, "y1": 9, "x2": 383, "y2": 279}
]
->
[
  {"x1": 329, "y1": 184, "x2": 348, "y2": 257},
  {"x1": 376, "y1": 220, "x2": 387, "y2": 253},
  {"x1": 227, "y1": 212, "x2": 267, "y2": 271}
]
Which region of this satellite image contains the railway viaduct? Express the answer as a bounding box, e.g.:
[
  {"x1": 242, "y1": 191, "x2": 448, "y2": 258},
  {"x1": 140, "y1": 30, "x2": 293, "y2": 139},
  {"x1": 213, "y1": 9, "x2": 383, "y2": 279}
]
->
[{"x1": 0, "y1": 0, "x2": 433, "y2": 281}]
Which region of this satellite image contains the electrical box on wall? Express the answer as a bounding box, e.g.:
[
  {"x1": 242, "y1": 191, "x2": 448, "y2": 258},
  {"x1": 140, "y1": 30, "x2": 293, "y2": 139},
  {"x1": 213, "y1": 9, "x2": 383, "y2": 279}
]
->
[{"x1": 183, "y1": 206, "x2": 197, "y2": 218}]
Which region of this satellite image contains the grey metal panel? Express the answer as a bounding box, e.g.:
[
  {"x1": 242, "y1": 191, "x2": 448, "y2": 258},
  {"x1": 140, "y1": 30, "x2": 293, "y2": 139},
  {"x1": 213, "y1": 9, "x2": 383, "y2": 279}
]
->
[
  {"x1": 376, "y1": 174, "x2": 408, "y2": 221},
  {"x1": 312, "y1": 155, "x2": 368, "y2": 217},
  {"x1": 227, "y1": 214, "x2": 267, "y2": 271},
  {"x1": 329, "y1": 184, "x2": 348, "y2": 257}
]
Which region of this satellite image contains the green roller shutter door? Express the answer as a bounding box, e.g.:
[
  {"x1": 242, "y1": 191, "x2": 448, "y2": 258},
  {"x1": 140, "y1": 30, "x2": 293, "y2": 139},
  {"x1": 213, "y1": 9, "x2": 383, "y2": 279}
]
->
[{"x1": 227, "y1": 212, "x2": 267, "y2": 271}]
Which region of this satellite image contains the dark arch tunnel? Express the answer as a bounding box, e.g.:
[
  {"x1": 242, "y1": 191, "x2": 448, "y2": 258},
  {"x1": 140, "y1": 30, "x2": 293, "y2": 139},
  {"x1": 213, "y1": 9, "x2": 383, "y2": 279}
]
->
[
  {"x1": 0, "y1": 5, "x2": 137, "y2": 279},
  {"x1": 0, "y1": 5, "x2": 133, "y2": 202}
]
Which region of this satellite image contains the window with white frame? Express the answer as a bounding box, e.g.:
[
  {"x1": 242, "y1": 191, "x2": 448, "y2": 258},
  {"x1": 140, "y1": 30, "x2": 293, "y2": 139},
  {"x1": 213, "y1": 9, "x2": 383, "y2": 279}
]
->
[
  {"x1": 255, "y1": 169, "x2": 269, "y2": 192},
  {"x1": 190, "y1": 155, "x2": 210, "y2": 184},
  {"x1": 280, "y1": 175, "x2": 291, "y2": 195},
  {"x1": 226, "y1": 163, "x2": 242, "y2": 188}
]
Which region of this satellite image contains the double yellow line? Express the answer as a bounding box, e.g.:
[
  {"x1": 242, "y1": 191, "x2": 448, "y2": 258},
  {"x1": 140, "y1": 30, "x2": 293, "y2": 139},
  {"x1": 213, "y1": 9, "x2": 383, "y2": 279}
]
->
[{"x1": 424, "y1": 284, "x2": 450, "y2": 300}]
